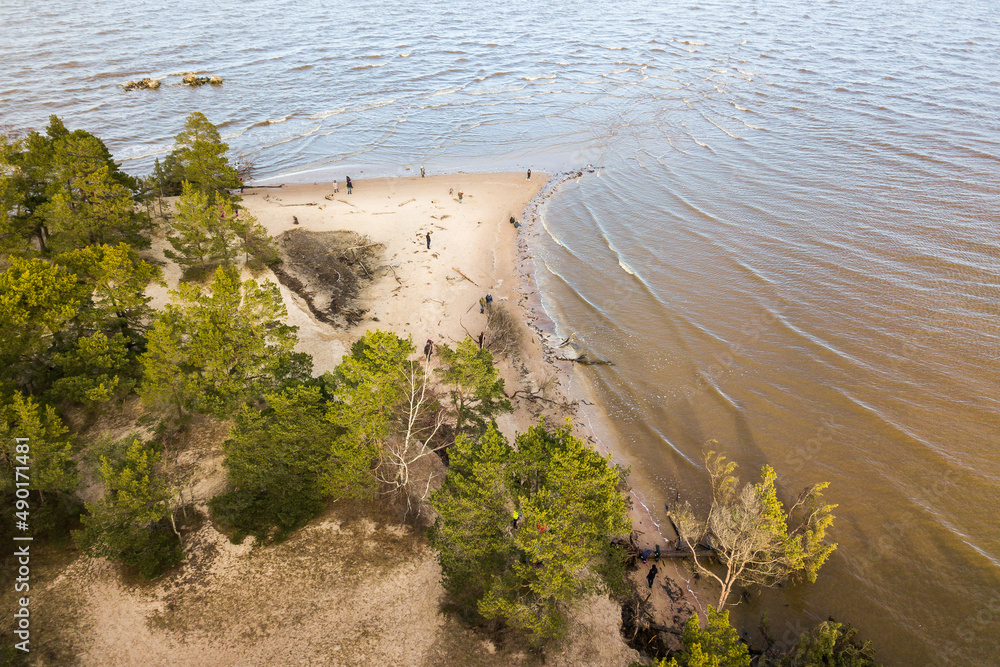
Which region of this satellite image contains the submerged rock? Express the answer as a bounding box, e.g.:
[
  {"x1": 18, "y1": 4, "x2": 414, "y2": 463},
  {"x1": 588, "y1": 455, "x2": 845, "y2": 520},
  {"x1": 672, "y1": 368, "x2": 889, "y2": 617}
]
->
[
  {"x1": 182, "y1": 74, "x2": 223, "y2": 86},
  {"x1": 123, "y1": 77, "x2": 161, "y2": 91}
]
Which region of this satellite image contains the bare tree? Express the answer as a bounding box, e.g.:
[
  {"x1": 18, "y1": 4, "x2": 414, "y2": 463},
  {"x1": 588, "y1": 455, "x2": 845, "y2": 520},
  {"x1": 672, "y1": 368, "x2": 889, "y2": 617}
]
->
[
  {"x1": 374, "y1": 356, "x2": 448, "y2": 517},
  {"x1": 672, "y1": 451, "x2": 837, "y2": 611}
]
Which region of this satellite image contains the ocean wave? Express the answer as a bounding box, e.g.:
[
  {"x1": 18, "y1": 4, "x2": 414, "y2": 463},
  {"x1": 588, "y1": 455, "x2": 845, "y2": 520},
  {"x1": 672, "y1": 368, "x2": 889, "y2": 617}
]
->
[
  {"x1": 250, "y1": 115, "x2": 292, "y2": 128},
  {"x1": 349, "y1": 63, "x2": 386, "y2": 70},
  {"x1": 522, "y1": 74, "x2": 556, "y2": 81},
  {"x1": 256, "y1": 124, "x2": 321, "y2": 151},
  {"x1": 309, "y1": 107, "x2": 347, "y2": 119},
  {"x1": 116, "y1": 145, "x2": 172, "y2": 162},
  {"x1": 677, "y1": 39, "x2": 708, "y2": 46},
  {"x1": 427, "y1": 86, "x2": 465, "y2": 97},
  {"x1": 464, "y1": 84, "x2": 526, "y2": 96},
  {"x1": 700, "y1": 113, "x2": 742, "y2": 140}
]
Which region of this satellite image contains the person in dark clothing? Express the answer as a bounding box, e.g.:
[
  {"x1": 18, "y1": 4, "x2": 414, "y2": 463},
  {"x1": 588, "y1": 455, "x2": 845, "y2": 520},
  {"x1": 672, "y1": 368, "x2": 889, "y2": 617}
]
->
[
  {"x1": 478, "y1": 331, "x2": 484, "y2": 349},
  {"x1": 509, "y1": 216, "x2": 516, "y2": 225},
  {"x1": 646, "y1": 564, "x2": 659, "y2": 588},
  {"x1": 654, "y1": 544, "x2": 661, "y2": 562},
  {"x1": 641, "y1": 548, "x2": 653, "y2": 565},
  {"x1": 526, "y1": 168, "x2": 531, "y2": 180},
  {"x1": 346, "y1": 176, "x2": 353, "y2": 194},
  {"x1": 424, "y1": 339, "x2": 434, "y2": 361},
  {"x1": 485, "y1": 293, "x2": 493, "y2": 306},
  {"x1": 426, "y1": 232, "x2": 431, "y2": 249}
]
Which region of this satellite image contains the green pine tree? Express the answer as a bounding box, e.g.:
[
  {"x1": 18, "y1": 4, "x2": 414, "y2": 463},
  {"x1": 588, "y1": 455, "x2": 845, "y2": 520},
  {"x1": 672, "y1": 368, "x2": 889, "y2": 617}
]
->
[
  {"x1": 139, "y1": 266, "x2": 310, "y2": 419},
  {"x1": 436, "y1": 338, "x2": 512, "y2": 434},
  {"x1": 75, "y1": 438, "x2": 182, "y2": 578},
  {"x1": 211, "y1": 385, "x2": 341, "y2": 543}
]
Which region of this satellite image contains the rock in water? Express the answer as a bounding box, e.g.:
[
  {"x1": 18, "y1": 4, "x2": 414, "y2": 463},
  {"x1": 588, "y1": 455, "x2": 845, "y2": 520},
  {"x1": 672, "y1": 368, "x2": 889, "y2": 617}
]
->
[
  {"x1": 124, "y1": 77, "x2": 160, "y2": 91},
  {"x1": 182, "y1": 74, "x2": 222, "y2": 86}
]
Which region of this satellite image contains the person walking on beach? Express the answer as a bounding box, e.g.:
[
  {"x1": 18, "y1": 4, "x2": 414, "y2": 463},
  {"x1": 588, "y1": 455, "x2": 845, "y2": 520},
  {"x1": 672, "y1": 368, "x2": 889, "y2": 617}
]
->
[
  {"x1": 646, "y1": 564, "x2": 659, "y2": 588},
  {"x1": 458, "y1": 190, "x2": 464, "y2": 203},
  {"x1": 332, "y1": 179, "x2": 339, "y2": 193},
  {"x1": 420, "y1": 165, "x2": 425, "y2": 178},
  {"x1": 346, "y1": 176, "x2": 353, "y2": 194},
  {"x1": 424, "y1": 339, "x2": 434, "y2": 362},
  {"x1": 526, "y1": 168, "x2": 531, "y2": 180},
  {"x1": 479, "y1": 296, "x2": 487, "y2": 314},
  {"x1": 485, "y1": 293, "x2": 493, "y2": 306},
  {"x1": 426, "y1": 231, "x2": 431, "y2": 249}
]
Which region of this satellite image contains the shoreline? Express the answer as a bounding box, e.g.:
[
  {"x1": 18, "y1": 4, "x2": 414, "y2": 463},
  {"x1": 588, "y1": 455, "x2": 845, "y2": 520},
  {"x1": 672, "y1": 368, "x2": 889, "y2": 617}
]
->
[{"x1": 511, "y1": 169, "x2": 707, "y2": 627}]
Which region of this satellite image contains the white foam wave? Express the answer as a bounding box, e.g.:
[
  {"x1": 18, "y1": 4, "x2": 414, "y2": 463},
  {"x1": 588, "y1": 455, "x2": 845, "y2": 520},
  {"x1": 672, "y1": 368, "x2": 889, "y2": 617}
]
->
[
  {"x1": 619, "y1": 259, "x2": 635, "y2": 275},
  {"x1": 677, "y1": 40, "x2": 708, "y2": 46},
  {"x1": 540, "y1": 217, "x2": 565, "y2": 247},
  {"x1": 427, "y1": 86, "x2": 463, "y2": 97},
  {"x1": 693, "y1": 138, "x2": 712, "y2": 150},
  {"x1": 701, "y1": 113, "x2": 743, "y2": 140},
  {"x1": 399, "y1": 53, "x2": 411, "y2": 58},
  {"x1": 354, "y1": 98, "x2": 398, "y2": 112},
  {"x1": 522, "y1": 74, "x2": 556, "y2": 81},
  {"x1": 310, "y1": 107, "x2": 347, "y2": 119},
  {"x1": 117, "y1": 145, "x2": 172, "y2": 162}
]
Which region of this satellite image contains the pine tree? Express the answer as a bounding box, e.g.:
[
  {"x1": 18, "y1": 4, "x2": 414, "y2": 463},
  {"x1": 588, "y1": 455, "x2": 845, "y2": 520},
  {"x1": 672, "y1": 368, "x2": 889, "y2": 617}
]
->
[
  {"x1": 436, "y1": 338, "x2": 512, "y2": 434},
  {"x1": 430, "y1": 420, "x2": 632, "y2": 646},
  {"x1": 55, "y1": 242, "x2": 161, "y2": 341},
  {"x1": 0, "y1": 257, "x2": 84, "y2": 390},
  {"x1": 163, "y1": 112, "x2": 239, "y2": 198},
  {"x1": 139, "y1": 266, "x2": 310, "y2": 419},
  {"x1": 75, "y1": 438, "x2": 182, "y2": 578},
  {"x1": 211, "y1": 385, "x2": 339, "y2": 543},
  {"x1": 658, "y1": 607, "x2": 752, "y2": 667}
]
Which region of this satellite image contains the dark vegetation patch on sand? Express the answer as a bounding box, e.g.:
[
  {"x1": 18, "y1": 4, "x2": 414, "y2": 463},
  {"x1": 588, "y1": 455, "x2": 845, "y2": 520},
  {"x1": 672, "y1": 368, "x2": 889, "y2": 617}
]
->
[{"x1": 271, "y1": 229, "x2": 384, "y2": 327}]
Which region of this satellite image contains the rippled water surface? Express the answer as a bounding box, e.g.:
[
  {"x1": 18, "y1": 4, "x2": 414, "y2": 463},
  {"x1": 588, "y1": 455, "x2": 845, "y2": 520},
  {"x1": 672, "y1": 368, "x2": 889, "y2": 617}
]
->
[{"x1": 2, "y1": 0, "x2": 998, "y2": 663}]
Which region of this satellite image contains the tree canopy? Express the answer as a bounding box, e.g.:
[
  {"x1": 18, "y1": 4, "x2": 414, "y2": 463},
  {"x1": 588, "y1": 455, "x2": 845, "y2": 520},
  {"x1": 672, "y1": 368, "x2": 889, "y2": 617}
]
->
[
  {"x1": 436, "y1": 338, "x2": 512, "y2": 434},
  {"x1": 75, "y1": 438, "x2": 182, "y2": 578},
  {"x1": 158, "y1": 112, "x2": 239, "y2": 198},
  {"x1": 672, "y1": 451, "x2": 837, "y2": 610},
  {"x1": 653, "y1": 607, "x2": 752, "y2": 667},
  {"x1": 0, "y1": 256, "x2": 84, "y2": 390},
  {"x1": 0, "y1": 115, "x2": 148, "y2": 254},
  {"x1": 139, "y1": 265, "x2": 311, "y2": 419},
  {"x1": 430, "y1": 420, "x2": 631, "y2": 646},
  {"x1": 211, "y1": 385, "x2": 341, "y2": 543}
]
